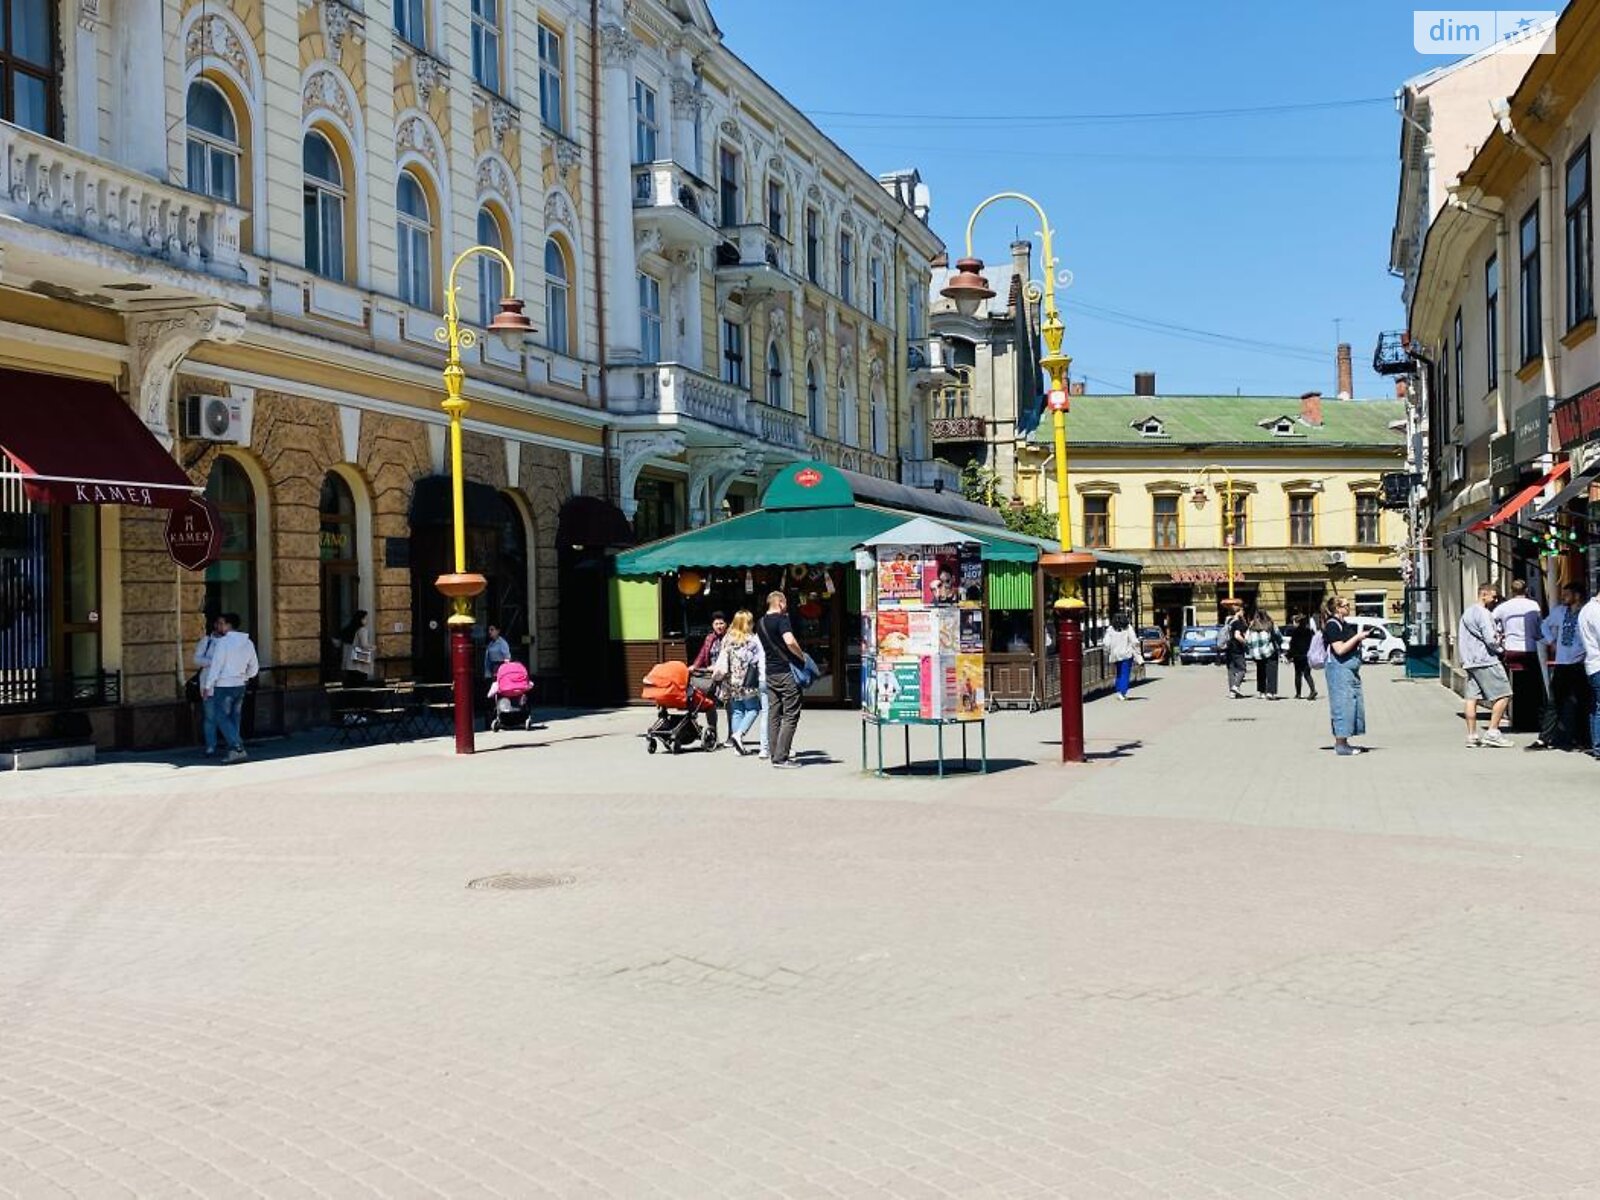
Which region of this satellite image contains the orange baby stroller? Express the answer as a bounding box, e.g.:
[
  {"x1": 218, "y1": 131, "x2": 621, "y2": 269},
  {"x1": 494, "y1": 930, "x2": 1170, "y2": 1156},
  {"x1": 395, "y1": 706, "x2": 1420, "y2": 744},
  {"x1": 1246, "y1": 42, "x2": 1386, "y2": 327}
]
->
[{"x1": 641, "y1": 660, "x2": 718, "y2": 754}]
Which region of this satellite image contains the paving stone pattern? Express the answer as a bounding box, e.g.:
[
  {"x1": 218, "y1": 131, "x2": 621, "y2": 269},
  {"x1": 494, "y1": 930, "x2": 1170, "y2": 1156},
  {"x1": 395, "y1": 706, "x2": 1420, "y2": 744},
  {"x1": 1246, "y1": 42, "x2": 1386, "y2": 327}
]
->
[{"x1": 0, "y1": 667, "x2": 1596, "y2": 1198}]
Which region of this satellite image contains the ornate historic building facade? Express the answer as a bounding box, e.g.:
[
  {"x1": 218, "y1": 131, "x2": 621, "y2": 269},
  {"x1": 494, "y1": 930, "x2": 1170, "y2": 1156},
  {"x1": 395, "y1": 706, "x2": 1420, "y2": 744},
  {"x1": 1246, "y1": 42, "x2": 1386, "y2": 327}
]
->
[{"x1": 0, "y1": 0, "x2": 942, "y2": 744}]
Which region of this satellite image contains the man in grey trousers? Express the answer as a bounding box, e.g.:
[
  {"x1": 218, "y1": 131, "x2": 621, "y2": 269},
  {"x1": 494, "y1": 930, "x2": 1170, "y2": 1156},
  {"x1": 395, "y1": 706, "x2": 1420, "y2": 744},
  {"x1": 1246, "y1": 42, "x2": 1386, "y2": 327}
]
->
[{"x1": 755, "y1": 590, "x2": 807, "y2": 768}]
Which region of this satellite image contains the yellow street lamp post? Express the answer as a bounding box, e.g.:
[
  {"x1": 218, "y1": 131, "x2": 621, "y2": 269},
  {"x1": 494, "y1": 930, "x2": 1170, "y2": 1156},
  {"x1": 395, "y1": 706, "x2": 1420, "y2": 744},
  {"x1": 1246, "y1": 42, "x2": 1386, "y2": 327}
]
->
[
  {"x1": 1190, "y1": 464, "x2": 1239, "y2": 612},
  {"x1": 434, "y1": 244, "x2": 534, "y2": 755},
  {"x1": 940, "y1": 192, "x2": 1091, "y2": 763}
]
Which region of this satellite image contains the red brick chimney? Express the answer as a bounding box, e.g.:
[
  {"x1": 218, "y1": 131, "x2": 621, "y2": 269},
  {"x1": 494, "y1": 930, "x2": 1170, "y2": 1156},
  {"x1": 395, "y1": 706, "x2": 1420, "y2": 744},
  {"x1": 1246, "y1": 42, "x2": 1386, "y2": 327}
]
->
[
  {"x1": 1336, "y1": 343, "x2": 1353, "y2": 399},
  {"x1": 1300, "y1": 390, "x2": 1323, "y2": 427},
  {"x1": 1133, "y1": 371, "x2": 1156, "y2": 396}
]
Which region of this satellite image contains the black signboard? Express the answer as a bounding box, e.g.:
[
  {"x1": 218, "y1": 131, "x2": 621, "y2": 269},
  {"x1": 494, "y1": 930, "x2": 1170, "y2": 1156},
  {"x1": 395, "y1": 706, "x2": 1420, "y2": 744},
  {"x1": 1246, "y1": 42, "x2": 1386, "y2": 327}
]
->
[
  {"x1": 1513, "y1": 395, "x2": 1549, "y2": 464},
  {"x1": 1489, "y1": 433, "x2": 1516, "y2": 486}
]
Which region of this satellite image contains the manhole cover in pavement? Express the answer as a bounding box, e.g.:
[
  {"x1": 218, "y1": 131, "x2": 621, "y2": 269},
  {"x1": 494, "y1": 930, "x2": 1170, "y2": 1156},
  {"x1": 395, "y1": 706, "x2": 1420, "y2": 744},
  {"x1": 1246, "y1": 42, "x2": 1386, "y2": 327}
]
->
[{"x1": 466, "y1": 872, "x2": 575, "y2": 891}]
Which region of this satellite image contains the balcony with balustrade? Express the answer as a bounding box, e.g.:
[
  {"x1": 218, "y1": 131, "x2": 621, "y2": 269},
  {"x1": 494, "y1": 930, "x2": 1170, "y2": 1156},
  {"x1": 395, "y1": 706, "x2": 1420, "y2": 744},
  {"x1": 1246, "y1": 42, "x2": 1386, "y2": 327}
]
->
[
  {"x1": 0, "y1": 120, "x2": 254, "y2": 308},
  {"x1": 631, "y1": 161, "x2": 721, "y2": 252},
  {"x1": 610, "y1": 362, "x2": 808, "y2": 454},
  {"x1": 714, "y1": 224, "x2": 799, "y2": 298}
]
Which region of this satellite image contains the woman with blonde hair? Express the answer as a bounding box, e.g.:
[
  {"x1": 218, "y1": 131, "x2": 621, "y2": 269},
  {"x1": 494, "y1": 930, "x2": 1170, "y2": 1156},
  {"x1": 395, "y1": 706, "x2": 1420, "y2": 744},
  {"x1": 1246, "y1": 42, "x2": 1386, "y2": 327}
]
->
[{"x1": 712, "y1": 609, "x2": 764, "y2": 755}]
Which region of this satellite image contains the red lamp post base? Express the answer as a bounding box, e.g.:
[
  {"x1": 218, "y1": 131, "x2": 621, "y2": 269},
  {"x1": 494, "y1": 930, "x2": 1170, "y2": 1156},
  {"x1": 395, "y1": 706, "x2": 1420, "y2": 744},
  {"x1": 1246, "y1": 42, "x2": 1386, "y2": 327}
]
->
[
  {"x1": 436, "y1": 572, "x2": 487, "y2": 756},
  {"x1": 1057, "y1": 606, "x2": 1085, "y2": 763}
]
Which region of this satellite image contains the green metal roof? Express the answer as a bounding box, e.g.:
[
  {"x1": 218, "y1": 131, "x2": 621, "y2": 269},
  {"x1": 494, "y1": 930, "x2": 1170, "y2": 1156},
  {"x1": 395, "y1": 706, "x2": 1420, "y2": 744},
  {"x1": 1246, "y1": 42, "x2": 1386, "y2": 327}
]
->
[
  {"x1": 1031, "y1": 395, "x2": 1406, "y2": 448},
  {"x1": 614, "y1": 502, "x2": 1049, "y2": 575}
]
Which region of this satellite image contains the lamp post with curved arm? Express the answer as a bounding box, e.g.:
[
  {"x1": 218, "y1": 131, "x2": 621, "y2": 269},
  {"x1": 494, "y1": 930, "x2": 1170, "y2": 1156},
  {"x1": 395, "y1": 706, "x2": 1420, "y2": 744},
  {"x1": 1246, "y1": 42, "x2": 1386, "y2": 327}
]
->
[
  {"x1": 941, "y1": 192, "x2": 1090, "y2": 763},
  {"x1": 1190, "y1": 464, "x2": 1239, "y2": 610},
  {"x1": 433, "y1": 244, "x2": 534, "y2": 755}
]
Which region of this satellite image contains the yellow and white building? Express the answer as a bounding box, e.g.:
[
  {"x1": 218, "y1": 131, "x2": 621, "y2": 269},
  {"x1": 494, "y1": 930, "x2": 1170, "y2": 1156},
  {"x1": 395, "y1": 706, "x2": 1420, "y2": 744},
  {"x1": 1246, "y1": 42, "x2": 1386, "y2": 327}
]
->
[{"x1": 0, "y1": 0, "x2": 943, "y2": 743}]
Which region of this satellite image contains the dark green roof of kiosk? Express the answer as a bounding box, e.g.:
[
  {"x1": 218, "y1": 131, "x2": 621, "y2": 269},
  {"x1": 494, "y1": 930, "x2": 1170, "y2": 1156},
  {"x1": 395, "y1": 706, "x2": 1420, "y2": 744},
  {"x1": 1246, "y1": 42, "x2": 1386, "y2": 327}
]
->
[{"x1": 762, "y1": 461, "x2": 858, "y2": 510}]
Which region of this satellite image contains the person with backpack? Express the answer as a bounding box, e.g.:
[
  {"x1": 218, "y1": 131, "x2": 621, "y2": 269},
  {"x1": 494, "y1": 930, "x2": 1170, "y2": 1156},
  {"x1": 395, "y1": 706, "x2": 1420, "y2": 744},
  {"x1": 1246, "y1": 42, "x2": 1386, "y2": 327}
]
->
[
  {"x1": 711, "y1": 610, "x2": 763, "y2": 755},
  {"x1": 1246, "y1": 609, "x2": 1282, "y2": 700},
  {"x1": 1286, "y1": 613, "x2": 1318, "y2": 701},
  {"x1": 1220, "y1": 601, "x2": 1250, "y2": 698},
  {"x1": 1318, "y1": 595, "x2": 1369, "y2": 755},
  {"x1": 755, "y1": 591, "x2": 815, "y2": 768}
]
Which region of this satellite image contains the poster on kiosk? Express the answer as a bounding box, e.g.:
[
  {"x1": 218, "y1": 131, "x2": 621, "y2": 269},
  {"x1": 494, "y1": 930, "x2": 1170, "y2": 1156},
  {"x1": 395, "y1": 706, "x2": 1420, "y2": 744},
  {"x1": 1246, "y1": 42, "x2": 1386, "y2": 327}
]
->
[{"x1": 857, "y1": 518, "x2": 984, "y2": 723}]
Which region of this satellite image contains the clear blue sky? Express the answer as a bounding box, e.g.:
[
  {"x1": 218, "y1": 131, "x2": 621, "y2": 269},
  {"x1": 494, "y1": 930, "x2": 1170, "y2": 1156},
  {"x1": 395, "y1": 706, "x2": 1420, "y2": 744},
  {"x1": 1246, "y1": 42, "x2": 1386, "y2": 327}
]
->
[{"x1": 713, "y1": 0, "x2": 1476, "y2": 398}]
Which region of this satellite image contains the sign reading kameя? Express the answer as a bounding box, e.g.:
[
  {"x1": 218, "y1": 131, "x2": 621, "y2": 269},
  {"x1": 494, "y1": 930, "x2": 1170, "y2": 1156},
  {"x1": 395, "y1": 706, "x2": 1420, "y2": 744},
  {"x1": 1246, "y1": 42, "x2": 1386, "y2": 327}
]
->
[{"x1": 164, "y1": 496, "x2": 223, "y2": 571}]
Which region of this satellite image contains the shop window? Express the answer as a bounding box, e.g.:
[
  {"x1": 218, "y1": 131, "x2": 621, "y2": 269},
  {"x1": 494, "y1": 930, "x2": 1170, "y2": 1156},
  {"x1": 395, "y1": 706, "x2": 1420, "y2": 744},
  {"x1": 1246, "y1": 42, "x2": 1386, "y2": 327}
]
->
[
  {"x1": 204, "y1": 457, "x2": 257, "y2": 640},
  {"x1": 186, "y1": 79, "x2": 241, "y2": 204},
  {"x1": 1353, "y1": 590, "x2": 1386, "y2": 620},
  {"x1": 319, "y1": 472, "x2": 361, "y2": 681},
  {"x1": 1, "y1": 0, "x2": 56, "y2": 137}
]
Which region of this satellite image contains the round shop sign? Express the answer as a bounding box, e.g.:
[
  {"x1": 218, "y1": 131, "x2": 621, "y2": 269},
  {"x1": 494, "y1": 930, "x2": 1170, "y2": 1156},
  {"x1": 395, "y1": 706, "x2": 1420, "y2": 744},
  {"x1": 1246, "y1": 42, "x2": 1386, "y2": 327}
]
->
[
  {"x1": 165, "y1": 496, "x2": 223, "y2": 571},
  {"x1": 794, "y1": 467, "x2": 823, "y2": 488}
]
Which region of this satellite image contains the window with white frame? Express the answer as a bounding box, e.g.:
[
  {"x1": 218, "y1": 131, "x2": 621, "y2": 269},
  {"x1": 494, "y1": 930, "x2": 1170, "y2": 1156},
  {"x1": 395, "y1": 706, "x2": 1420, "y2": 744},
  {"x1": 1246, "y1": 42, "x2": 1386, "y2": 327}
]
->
[
  {"x1": 633, "y1": 80, "x2": 657, "y2": 165},
  {"x1": 544, "y1": 237, "x2": 571, "y2": 355},
  {"x1": 537, "y1": 24, "x2": 564, "y2": 134},
  {"x1": 838, "y1": 231, "x2": 854, "y2": 303},
  {"x1": 396, "y1": 172, "x2": 433, "y2": 308},
  {"x1": 804, "y1": 207, "x2": 820, "y2": 283},
  {"x1": 869, "y1": 256, "x2": 883, "y2": 322},
  {"x1": 839, "y1": 371, "x2": 856, "y2": 445},
  {"x1": 394, "y1": 0, "x2": 426, "y2": 47},
  {"x1": 870, "y1": 384, "x2": 887, "y2": 454},
  {"x1": 766, "y1": 178, "x2": 784, "y2": 237},
  {"x1": 907, "y1": 279, "x2": 923, "y2": 339},
  {"x1": 1352, "y1": 590, "x2": 1386, "y2": 619},
  {"x1": 186, "y1": 80, "x2": 241, "y2": 204},
  {"x1": 765, "y1": 341, "x2": 784, "y2": 407},
  {"x1": 718, "y1": 146, "x2": 740, "y2": 228},
  {"x1": 475, "y1": 206, "x2": 507, "y2": 327},
  {"x1": 720, "y1": 319, "x2": 744, "y2": 387},
  {"x1": 470, "y1": 0, "x2": 501, "y2": 92},
  {"x1": 302, "y1": 130, "x2": 346, "y2": 282},
  {"x1": 639, "y1": 273, "x2": 662, "y2": 362}
]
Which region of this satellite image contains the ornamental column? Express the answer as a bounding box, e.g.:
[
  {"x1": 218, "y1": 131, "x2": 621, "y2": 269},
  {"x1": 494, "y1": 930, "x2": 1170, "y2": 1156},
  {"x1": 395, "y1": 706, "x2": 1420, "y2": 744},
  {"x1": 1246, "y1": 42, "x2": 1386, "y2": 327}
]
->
[{"x1": 599, "y1": 21, "x2": 641, "y2": 363}]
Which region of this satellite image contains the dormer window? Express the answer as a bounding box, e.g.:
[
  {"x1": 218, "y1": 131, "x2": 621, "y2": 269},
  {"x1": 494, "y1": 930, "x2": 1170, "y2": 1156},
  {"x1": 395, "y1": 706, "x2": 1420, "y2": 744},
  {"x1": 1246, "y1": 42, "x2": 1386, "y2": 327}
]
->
[
  {"x1": 1273, "y1": 419, "x2": 1295, "y2": 436},
  {"x1": 1132, "y1": 416, "x2": 1165, "y2": 438},
  {"x1": 1258, "y1": 415, "x2": 1303, "y2": 437}
]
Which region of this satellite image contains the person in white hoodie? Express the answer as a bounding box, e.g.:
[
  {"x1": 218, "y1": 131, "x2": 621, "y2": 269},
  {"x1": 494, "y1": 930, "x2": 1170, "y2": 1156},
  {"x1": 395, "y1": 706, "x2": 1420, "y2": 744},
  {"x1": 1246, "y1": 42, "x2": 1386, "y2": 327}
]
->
[
  {"x1": 1578, "y1": 589, "x2": 1600, "y2": 757},
  {"x1": 1101, "y1": 612, "x2": 1142, "y2": 700},
  {"x1": 200, "y1": 612, "x2": 259, "y2": 763}
]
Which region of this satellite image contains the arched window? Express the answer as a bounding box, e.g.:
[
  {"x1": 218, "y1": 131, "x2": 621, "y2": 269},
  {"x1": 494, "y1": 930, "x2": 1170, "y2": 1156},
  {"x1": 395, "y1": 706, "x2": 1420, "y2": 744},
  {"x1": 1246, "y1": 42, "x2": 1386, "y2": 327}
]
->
[
  {"x1": 870, "y1": 383, "x2": 888, "y2": 455},
  {"x1": 319, "y1": 472, "x2": 360, "y2": 681},
  {"x1": 806, "y1": 361, "x2": 823, "y2": 433},
  {"x1": 765, "y1": 341, "x2": 784, "y2": 407},
  {"x1": 476, "y1": 206, "x2": 507, "y2": 327},
  {"x1": 544, "y1": 236, "x2": 571, "y2": 355},
  {"x1": 839, "y1": 370, "x2": 857, "y2": 445},
  {"x1": 302, "y1": 130, "x2": 346, "y2": 281},
  {"x1": 186, "y1": 79, "x2": 240, "y2": 203},
  {"x1": 204, "y1": 457, "x2": 257, "y2": 639},
  {"x1": 396, "y1": 171, "x2": 433, "y2": 308}
]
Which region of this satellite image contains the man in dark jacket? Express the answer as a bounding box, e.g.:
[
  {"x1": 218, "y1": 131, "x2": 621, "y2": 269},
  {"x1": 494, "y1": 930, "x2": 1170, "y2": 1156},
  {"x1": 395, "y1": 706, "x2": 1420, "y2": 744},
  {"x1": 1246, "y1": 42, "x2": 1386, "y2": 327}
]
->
[
  {"x1": 1286, "y1": 613, "x2": 1318, "y2": 700},
  {"x1": 690, "y1": 612, "x2": 728, "y2": 742},
  {"x1": 1221, "y1": 602, "x2": 1249, "y2": 698}
]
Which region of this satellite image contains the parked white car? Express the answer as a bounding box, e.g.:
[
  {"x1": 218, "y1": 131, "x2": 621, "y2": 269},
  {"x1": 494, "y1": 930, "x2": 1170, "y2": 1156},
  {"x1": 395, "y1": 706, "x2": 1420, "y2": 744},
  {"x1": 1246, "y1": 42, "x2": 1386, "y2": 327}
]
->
[{"x1": 1352, "y1": 617, "x2": 1406, "y2": 664}]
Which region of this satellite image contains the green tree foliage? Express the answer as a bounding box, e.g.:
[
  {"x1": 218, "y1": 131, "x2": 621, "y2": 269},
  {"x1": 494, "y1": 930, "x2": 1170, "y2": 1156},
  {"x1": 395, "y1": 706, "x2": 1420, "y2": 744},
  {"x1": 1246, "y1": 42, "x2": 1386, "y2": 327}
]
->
[{"x1": 959, "y1": 462, "x2": 1059, "y2": 542}]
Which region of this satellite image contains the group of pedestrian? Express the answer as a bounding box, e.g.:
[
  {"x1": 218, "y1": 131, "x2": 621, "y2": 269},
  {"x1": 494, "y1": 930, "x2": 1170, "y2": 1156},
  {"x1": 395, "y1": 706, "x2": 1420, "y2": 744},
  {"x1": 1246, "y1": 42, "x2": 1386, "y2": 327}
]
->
[
  {"x1": 692, "y1": 591, "x2": 819, "y2": 768},
  {"x1": 1214, "y1": 599, "x2": 1363, "y2": 755},
  {"x1": 191, "y1": 612, "x2": 260, "y2": 762},
  {"x1": 1458, "y1": 578, "x2": 1600, "y2": 755}
]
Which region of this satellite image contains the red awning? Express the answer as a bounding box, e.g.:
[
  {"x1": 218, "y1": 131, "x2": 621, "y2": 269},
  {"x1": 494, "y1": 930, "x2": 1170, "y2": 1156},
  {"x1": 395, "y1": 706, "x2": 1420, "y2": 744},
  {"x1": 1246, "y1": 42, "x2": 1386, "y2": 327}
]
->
[
  {"x1": 1469, "y1": 461, "x2": 1572, "y2": 533},
  {"x1": 0, "y1": 368, "x2": 197, "y2": 508}
]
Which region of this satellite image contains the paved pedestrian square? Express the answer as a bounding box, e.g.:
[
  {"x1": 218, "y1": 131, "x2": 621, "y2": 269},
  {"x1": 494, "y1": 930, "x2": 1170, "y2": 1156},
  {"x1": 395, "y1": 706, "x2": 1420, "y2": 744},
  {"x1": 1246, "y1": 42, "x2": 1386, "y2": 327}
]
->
[{"x1": 1, "y1": 666, "x2": 1597, "y2": 1198}]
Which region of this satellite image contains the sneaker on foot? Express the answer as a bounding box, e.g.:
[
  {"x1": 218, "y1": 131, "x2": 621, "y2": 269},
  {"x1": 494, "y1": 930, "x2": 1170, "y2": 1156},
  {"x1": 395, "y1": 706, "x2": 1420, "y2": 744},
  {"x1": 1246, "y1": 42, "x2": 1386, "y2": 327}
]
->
[
  {"x1": 1480, "y1": 731, "x2": 1513, "y2": 748},
  {"x1": 203, "y1": 747, "x2": 217, "y2": 758},
  {"x1": 728, "y1": 733, "x2": 747, "y2": 756},
  {"x1": 1335, "y1": 745, "x2": 1367, "y2": 756},
  {"x1": 224, "y1": 748, "x2": 247, "y2": 763},
  {"x1": 1465, "y1": 734, "x2": 1482, "y2": 748}
]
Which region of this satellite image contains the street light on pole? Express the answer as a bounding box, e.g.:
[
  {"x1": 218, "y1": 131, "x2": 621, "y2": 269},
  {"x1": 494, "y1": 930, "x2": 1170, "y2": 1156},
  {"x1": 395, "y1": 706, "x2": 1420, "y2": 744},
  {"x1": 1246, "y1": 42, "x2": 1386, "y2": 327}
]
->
[
  {"x1": 941, "y1": 191, "x2": 1091, "y2": 763},
  {"x1": 1190, "y1": 464, "x2": 1239, "y2": 610},
  {"x1": 433, "y1": 244, "x2": 535, "y2": 755}
]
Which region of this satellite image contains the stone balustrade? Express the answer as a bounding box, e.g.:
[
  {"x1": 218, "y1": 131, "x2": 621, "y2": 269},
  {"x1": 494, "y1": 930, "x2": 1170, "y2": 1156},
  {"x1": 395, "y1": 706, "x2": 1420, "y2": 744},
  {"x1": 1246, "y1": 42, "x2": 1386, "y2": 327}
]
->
[
  {"x1": 0, "y1": 122, "x2": 246, "y2": 280},
  {"x1": 612, "y1": 362, "x2": 808, "y2": 453}
]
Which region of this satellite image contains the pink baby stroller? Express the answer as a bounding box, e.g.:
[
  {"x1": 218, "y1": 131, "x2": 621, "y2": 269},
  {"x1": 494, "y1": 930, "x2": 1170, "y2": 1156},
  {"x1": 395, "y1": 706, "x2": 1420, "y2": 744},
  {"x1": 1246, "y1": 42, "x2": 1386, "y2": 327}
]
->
[{"x1": 488, "y1": 660, "x2": 534, "y2": 731}]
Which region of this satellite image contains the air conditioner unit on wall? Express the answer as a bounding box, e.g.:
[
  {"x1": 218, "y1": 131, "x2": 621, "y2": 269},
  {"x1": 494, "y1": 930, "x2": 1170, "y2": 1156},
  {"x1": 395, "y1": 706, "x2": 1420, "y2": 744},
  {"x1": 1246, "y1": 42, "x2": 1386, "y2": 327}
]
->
[
  {"x1": 1325, "y1": 550, "x2": 1349, "y2": 567},
  {"x1": 180, "y1": 394, "x2": 251, "y2": 445}
]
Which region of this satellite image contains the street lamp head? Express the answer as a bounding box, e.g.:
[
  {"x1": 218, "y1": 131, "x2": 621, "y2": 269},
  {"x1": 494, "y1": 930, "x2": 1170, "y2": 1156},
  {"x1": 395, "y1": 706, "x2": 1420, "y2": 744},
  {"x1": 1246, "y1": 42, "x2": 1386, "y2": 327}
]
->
[
  {"x1": 486, "y1": 296, "x2": 535, "y2": 351},
  {"x1": 1190, "y1": 486, "x2": 1209, "y2": 510},
  {"x1": 940, "y1": 257, "x2": 995, "y2": 319}
]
